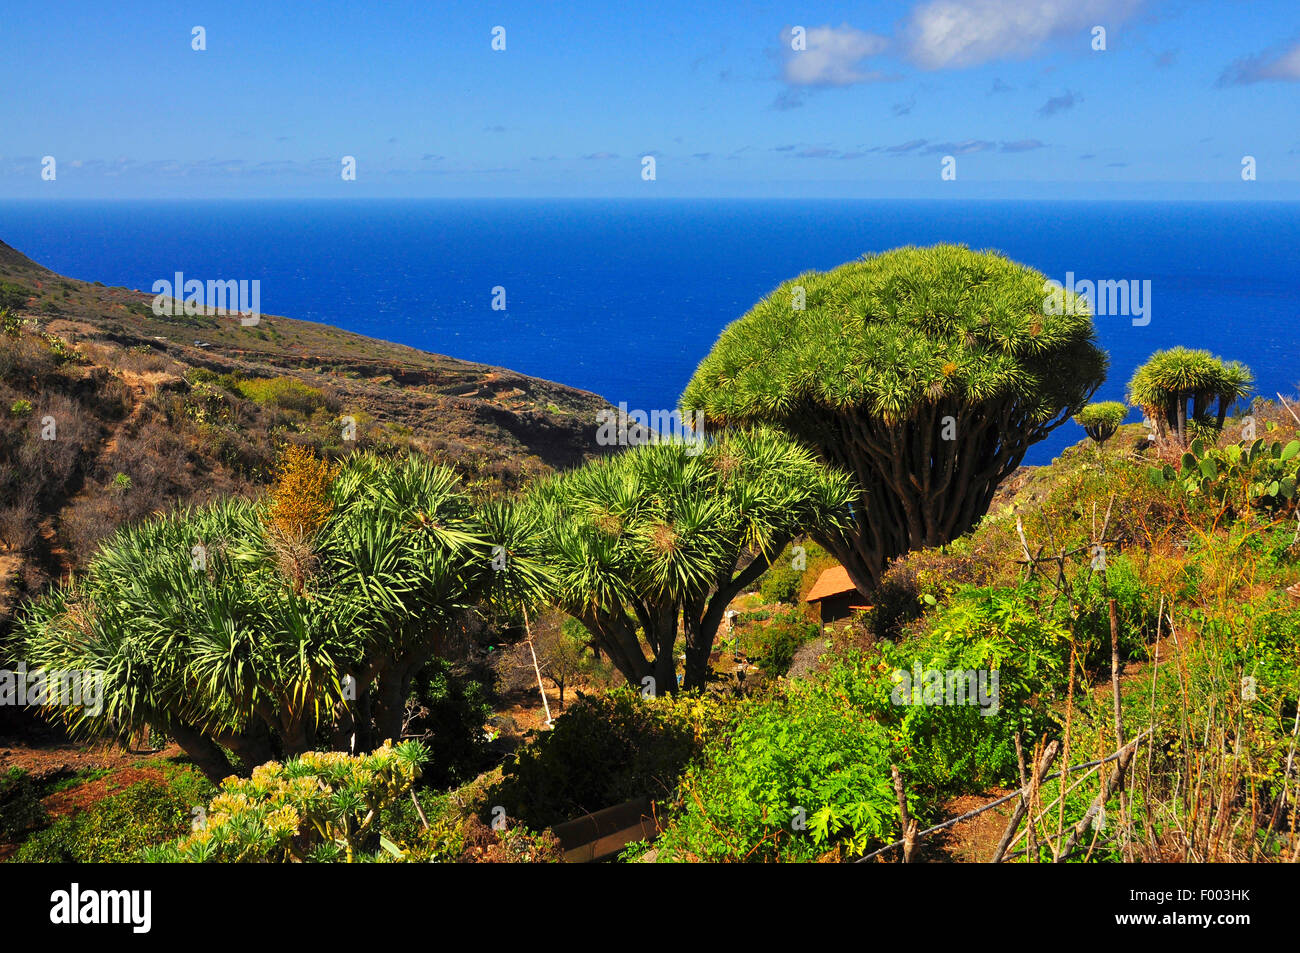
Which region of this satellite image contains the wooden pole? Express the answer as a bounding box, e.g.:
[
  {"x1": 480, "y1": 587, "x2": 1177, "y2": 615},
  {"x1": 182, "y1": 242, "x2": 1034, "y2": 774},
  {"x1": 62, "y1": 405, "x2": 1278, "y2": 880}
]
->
[
  {"x1": 992, "y1": 740, "x2": 1059, "y2": 863},
  {"x1": 891, "y1": 765, "x2": 917, "y2": 863}
]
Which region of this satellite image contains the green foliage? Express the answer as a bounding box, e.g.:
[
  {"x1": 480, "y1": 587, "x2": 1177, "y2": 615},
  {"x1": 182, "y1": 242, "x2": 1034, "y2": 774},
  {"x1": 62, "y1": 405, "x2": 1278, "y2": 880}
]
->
[
  {"x1": 681, "y1": 244, "x2": 1108, "y2": 590},
  {"x1": 13, "y1": 769, "x2": 212, "y2": 863},
  {"x1": 683, "y1": 244, "x2": 1105, "y2": 426},
  {"x1": 1, "y1": 308, "x2": 23, "y2": 337},
  {"x1": 1074, "y1": 401, "x2": 1128, "y2": 445},
  {"x1": 40, "y1": 332, "x2": 83, "y2": 365},
  {"x1": 1128, "y1": 348, "x2": 1253, "y2": 445},
  {"x1": 11, "y1": 452, "x2": 548, "y2": 779},
  {"x1": 853, "y1": 585, "x2": 1070, "y2": 797},
  {"x1": 759, "y1": 562, "x2": 804, "y2": 604},
  {"x1": 0, "y1": 768, "x2": 46, "y2": 839},
  {"x1": 1066, "y1": 554, "x2": 1161, "y2": 665},
  {"x1": 0, "y1": 281, "x2": 32, "y2": 312},
  {"x1": 487, "y1": 688, "x2": 728, "y2": 831},
  {"x1": 525, "y1": 426, "x2": 852, "y2": 689},
  {"x1": 655, "y1": 680, "x2": 900, "y2": 861},
  {"x1": 236, "y1": 376, "x2": 330, "y2": 416},
  {"x1": 9, "y1": 398, "x2": 33, "y2": 417},
  {"x1": 143, "y1": 741, "x2": 429, "y2": 862},
  {"x1": 1148, "y1": 436, "x2": 1300, "y2": 516},
  {"x1": 734, "y1": 606, "x2": 818, "y2": 676},
  {"x1": 405, "y1": 658, "x2": 494, "y2": 789}
]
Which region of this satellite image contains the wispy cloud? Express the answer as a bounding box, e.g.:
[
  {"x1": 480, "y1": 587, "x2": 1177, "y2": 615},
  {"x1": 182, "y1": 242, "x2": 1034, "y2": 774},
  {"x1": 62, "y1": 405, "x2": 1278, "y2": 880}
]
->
[
  {"x1": 770, "y1": 88, "x2": 809, "y2": 110},
  {"x1": 1218, "y1": 39, "x2": 1300, "y2": 86},
  {"x1": 1000, "y1": 139, "x2": 1046, "y2": 152},
  {"x1": 1038, "y1": 89, "x2": 1082, "y2": 117},
  {"x1": 923, "y1": 139, "x2": 995, "y2": 155}
]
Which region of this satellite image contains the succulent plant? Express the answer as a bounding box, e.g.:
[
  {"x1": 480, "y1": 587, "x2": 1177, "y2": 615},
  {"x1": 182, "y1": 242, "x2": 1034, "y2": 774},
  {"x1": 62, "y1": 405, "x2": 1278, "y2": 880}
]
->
[{"x1": 1148, "y1": 435, "x2": 1300, "y2": 513}]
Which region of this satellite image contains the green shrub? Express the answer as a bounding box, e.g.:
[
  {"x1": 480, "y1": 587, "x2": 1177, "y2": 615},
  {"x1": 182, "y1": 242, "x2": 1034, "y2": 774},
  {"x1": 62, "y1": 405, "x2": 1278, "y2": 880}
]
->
[
  {"x1": 735, "y1": 607, "x2": 817, "y2": 676},
  {"x1": 0, "y1": 281, "x2": 32, "y2": 311},
  {"x1": 759, "y1": 563, "x2": 803, "y2": 604},
  {"x1": 143, "y1": 741, "x2": 428, "y2": 863},
  {"x1": 8, "y1": 399, "x2": 33, "y2": 417},
  {"x1": 13, "y1": 771, "x2": 211, "y2": 862},
  {"x1": 654, "y1": 680, "x2": 899, "y2": 861},
  {"x1": 0, "y1": 768, "x2": 46, "y2": 840},
  {"x1": 236, "y1": 376, "x2": 329, "y2": 416},
  {"x1": 486, "y1": 689, "x2": 727, "y2": 831},
  {"x1": 406, "y1": 658, "x2": 494, "y2": 789},
  {"x1": 839, "y1": 585, "x2": 1072, "y2": 798},
  {"x1": 1066, "y1": 554, "x2": 1161, "y2": 666}
]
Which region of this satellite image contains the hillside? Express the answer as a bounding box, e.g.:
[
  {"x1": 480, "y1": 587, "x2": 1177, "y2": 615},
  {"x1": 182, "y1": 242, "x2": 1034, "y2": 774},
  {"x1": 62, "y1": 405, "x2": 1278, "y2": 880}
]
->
[{"x1": 0, "y1": 238, "x2": 612, "y2": 627}]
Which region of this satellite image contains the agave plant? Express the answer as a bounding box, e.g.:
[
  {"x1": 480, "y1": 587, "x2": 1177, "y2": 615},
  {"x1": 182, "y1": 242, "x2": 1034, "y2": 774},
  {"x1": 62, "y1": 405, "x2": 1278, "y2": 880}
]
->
[
  {"x1": 523, "y1": 427, "x2": 853, "y2": 691},
  {"x1": 10, "y1": 452, "x2": 545, "y2": 782},
  {"x1": 1127, "y1": 347, "x2": 1253, "y2": 447},
  {"x1": 682, "y1": 244, "x2": 1107, "y2": 593}
]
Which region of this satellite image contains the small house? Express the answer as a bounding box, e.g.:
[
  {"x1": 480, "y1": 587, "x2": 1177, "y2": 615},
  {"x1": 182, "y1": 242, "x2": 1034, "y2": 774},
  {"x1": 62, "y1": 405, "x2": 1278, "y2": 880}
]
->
[{"x1": 805, "y1": 565, "x2": 872, "y2": 629}]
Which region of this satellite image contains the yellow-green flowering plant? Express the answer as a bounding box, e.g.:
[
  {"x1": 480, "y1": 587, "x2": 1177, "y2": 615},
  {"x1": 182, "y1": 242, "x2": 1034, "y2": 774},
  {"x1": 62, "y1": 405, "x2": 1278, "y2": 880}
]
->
[{"x1": 144, "y1": 740, "x2": 428, "y2": 862}]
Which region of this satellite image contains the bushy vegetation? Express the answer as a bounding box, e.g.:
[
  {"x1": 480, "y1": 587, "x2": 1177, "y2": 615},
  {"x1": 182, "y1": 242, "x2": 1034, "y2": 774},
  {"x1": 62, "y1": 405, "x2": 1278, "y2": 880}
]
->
[
  {"x1": 13, "y1": 764, "x2": 213, "y2": 863},
  {"x1": 6, "y1": 246, "x2": 1299, "y2": 866},
  {"x1": 10, "y1": 450, "x2": 546, "y2": 782},
  {"x1": 144, "y1": 741, "x2": 428, "y2": 862},
  {"x1": 486, "y1": 689, "x2": 728, "y2": 831},
  {"x1": 0, "y1": 768, "x2": 46, "y2": 839},
  {"x1": 653, "y1": 679, "x2": 900, "y2": 861}
]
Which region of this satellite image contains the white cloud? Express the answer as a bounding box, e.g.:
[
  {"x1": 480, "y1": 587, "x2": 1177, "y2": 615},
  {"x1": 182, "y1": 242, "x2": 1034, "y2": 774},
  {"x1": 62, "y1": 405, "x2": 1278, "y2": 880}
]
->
[
  {"x1": 905, "y1": 0, "x2": 1143, "y2": 70},
  {"x1": 783, "y1": 24, "x2": 890, "y2": 86}
]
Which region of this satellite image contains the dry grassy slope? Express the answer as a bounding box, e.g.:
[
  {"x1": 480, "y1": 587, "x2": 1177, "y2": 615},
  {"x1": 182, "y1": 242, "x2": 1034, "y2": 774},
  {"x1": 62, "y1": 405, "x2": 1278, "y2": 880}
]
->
[{"x1": 0, "y1": 238, "x2": 613, "y2": 476}]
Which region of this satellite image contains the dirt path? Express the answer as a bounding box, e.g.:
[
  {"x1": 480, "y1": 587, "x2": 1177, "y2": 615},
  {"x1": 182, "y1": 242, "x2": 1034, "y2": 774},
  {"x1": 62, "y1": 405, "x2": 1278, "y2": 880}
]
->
[{"x1": 28, "y1": 370, "x2": 163, "y2": 583}]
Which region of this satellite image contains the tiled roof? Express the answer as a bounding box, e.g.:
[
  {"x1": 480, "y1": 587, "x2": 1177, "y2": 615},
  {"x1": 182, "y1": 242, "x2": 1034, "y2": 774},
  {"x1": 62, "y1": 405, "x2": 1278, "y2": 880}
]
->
[{"x1": 805, "y1": 565, "x2": 870, "y2": 605}]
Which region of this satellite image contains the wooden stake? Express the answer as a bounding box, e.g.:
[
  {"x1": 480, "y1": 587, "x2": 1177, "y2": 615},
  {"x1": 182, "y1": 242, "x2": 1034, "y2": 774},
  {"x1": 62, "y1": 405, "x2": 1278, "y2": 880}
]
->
[{"x1": 992, "y1": 740, "x2": 1060, "y2": 863}]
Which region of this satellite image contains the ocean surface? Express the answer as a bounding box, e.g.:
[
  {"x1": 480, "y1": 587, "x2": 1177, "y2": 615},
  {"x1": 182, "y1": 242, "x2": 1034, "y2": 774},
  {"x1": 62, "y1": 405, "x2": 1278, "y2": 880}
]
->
[{"x1": 2, "y1": 198, "x2": 1296, "y2": 465}]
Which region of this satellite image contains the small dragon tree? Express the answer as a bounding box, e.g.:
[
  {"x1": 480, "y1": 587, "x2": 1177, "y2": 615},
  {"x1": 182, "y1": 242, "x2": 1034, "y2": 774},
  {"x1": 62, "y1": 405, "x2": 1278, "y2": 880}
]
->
[
  {"x1": 1127, "y1": 347, "x2": 1253, "y2": 448},
  {"x1": 1074, "y1": 401, "x2": 1128, "y2": 448},
  {"x1": 682, "y1": 244, "x2": 1107, "y2": 595},
  {"x1": 524, "y1": 427, "x2": 852, "y2": 692},
  {"x1": 10, "y1": 451, "x2": 545, "y2": 782}
]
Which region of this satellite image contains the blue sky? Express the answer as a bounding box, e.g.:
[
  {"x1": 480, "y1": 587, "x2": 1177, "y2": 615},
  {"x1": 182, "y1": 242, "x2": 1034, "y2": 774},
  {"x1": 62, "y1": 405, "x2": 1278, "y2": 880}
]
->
[{"x1": 2, "y1": 0, "x2": 1298, "y2": 199}]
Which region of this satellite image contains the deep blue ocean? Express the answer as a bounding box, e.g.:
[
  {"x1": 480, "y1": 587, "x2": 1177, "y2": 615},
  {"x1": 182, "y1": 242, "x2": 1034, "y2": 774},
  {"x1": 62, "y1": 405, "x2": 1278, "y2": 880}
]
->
[{"x1": 1, "y1": 199, "x2": 1296, "y2": 465}]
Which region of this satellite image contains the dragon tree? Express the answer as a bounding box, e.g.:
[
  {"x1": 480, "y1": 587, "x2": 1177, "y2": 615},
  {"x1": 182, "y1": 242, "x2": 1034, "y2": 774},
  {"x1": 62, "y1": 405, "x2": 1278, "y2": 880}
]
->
[
  {"x1": 681, "y1": 244, "x2": 1108, "y2": 595},
  {"x1": 1126, "y1": 347, "x2": 1253, "y2": 448},
  {"x1": 524, "y1": 427, "x2": 852, "y2": 691}
]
